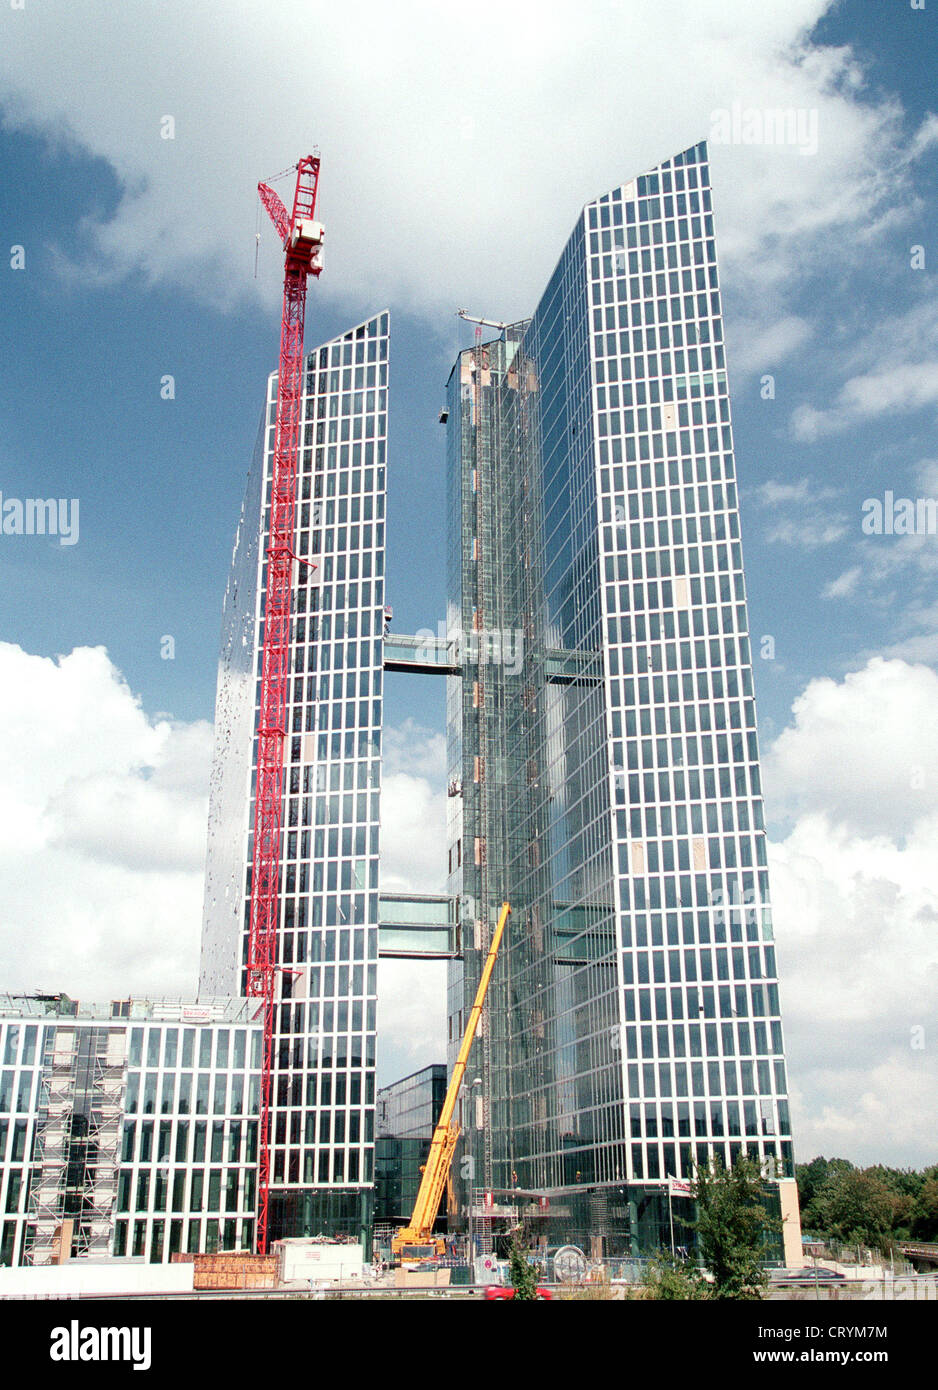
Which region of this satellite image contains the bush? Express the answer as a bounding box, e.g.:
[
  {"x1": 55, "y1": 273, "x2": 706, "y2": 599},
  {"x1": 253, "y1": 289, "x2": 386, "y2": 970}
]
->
[{"x1": 640, "y1": 1251, "x2": 710, "y2": 1301}]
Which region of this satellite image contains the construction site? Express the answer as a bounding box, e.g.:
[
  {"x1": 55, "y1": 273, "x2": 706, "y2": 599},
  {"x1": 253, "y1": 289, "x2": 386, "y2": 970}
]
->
[{"x1": 1, "y1": 144, "x2": 818, "y2": 1297}]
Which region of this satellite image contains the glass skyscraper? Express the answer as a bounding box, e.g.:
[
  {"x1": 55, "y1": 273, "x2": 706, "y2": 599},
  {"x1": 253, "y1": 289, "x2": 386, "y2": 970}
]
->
[
  {"x1": 201, "y1": 312, "x2": 388, "y2": 1246},
  {"x1": 446, "y1": 142, "x2": 799, "y2": 1259}
]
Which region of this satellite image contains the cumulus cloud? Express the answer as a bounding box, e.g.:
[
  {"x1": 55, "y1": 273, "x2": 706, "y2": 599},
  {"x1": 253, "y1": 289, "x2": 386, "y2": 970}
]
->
[
  {"x1": 764, "y1": 657, "x2": 938, "y2": 837},
  {"x1": 0, "y1": 643, "x2": 212, "y2": 1000},
  {"x1": 382, "y1": 718, "x2": 446, "y2": 784},
  {"x1": 0, "y1": 0, "x2": 926, "y2": 334},
  {"x1": 764, "y1": 658, "x2": 938, "y2": 1166},
  {"x1": 376, "y1": 958, "x2": 448, "y2": 1087},
  {"x1": 791, "y1": 304, "x2": 938, "y2": 440},
  {"x1": 0, "y1": 638, "x2": 448, "y2": 1082},
  {"x1": 376, "y1": 719, "x2": 449, "y2": 1084},
  {"x1": 379, "y1": 720, "x2": 447, "y2": 893}
]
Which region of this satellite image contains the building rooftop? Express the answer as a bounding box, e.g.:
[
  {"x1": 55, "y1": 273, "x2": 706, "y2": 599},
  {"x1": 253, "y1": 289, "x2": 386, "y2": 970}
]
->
[{"x1": 0, "y1": 993, "x2": 260, "y2": 1023}]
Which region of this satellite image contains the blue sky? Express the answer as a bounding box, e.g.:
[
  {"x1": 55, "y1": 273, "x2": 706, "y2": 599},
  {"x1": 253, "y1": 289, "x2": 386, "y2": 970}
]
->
[
  {"x1": 0, "y1": 2, "x2": 934, "y2": 747},
  {"x1": 1, "y1": 0, "x2": 937, "y2": 1164}
]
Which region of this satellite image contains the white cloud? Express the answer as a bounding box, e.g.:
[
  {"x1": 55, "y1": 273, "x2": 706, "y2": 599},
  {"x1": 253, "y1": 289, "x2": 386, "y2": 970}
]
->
[
  {"x1": 770, "y1": 815, "x2": 938, "y2": 1167},
  {"x1": 765, "y1": 658, "x2": 938, "y2": 1165},
  {"x1": 794, "y1": 363, "x2": 938, "y2": 440},
  {"x1": 0, "y1": 639, "x2": 449, "y2": 1083},
  {"x1": 379, "y1": 719, "x2": 447, "y2": 894},
  {"x1": 725, "y1": 315, "x2": 813, "y2": 378},
  {"x1": 753, "y1": 476, "x2": 846, "y2": 548},
  {"x1": 0, "y1": 0, "x2": 924, "y2": 334},
  {"x1": 822, "y1": 565, "x2": 861, "y2": 599},
  {"x1": 376, "y1": 719, "x2": 449, "y2": 1084},
  {"x1": 791, "y1": 305, "x2": 938, "y2": 439},
  {"x1": 9, "y1": 642, "x2": 938, "y2": 1164},
  {"x1": 755, "y1": 477, "x2": 837, "y2": 507},
  {"x1": 765, "y1": 516, "x2": 847, "y2": 547},
  {"x1": 809, "y1": 458, "x2": 938, "y2": 647},
  {"x1": 764, "y1": 657, "x2": 938, "y2": 836},
  {"x1": 0, "y1": 643, "x2": 212, "y2": 999},
  {"x1": 862, "y1": 628, "x2": 938, "y2": 669},
  {"x1": 376, "y1": 958, "x2": 448, "y2": 1087},
  {"x1": 382, "y1": 719, "x2": 446, "y2": 784},
  {"x1": 908, "y1": 111, "x2": 938, "y2": 162}
]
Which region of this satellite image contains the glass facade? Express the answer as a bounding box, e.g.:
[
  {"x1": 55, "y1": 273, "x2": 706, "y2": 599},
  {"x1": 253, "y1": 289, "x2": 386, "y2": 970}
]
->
[
  {"x1": 376, "y1": 1064, "x2": 447, "y2": 1140},
  {"x1": 374, "y1": 1066, "x2": 447, "y2": 1233},
  {"x1": 0, "y1": 1017, "x2": 43, "y2": 1268},
  {"x1": 0, "y1": 997, "x2": 261, "y2": 1266},
  {"x1": 201, "y1": 313, "x2": 389, "y2": 1245},
  {"x1": 374, "y1": 1137, "x2": 432, "y2": 1228},
  {"x1": 446, "y1": 143, "x2": 795, "y2": 1255}
]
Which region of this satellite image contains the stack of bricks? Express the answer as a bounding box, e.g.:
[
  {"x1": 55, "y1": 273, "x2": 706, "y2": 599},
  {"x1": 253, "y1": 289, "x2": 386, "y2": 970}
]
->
[{"x1": 171, "y1": 1252, "x2": 279, "y2": 1290}]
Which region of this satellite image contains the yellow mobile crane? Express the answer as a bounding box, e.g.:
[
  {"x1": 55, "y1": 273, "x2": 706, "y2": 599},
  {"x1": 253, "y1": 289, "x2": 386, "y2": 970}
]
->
[{"x1": 391, "y1": 901, "x2": 511, "y2": 1261}]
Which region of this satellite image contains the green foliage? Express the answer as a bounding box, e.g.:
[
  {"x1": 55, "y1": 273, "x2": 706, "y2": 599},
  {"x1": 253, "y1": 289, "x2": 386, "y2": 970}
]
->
[
  {"x1": 640, "y1": 1251, "x2": 709, "y2": 1301},
  {"x1": 797, "y1": 1155, "x2": 855, "y2": 1219},
  {"x1": 693, "y1": 1155, "x2": 779, "y2": 1300},
  {"x1": 507, "y1": 1231, "x2": 539, "y2": 1301},
  {"x1": 810, "y1": 1169, "x2": 897, "y2": 1248},
  {"x1": 797, "y1": 1157, "x2": 938, "y2": 1247},
  {"x1": 912, "y1": 1176, "x2": 938, "y2": 1242}
]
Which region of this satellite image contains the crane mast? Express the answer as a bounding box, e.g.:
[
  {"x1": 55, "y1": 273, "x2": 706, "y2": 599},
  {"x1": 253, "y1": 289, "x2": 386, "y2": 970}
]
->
[
  {"x1": 248, "y1": 156, "x2": 324, "y2": 1255},
  {"x1": 392, "y1": 902, "x2": 511, "y2": 1259}
]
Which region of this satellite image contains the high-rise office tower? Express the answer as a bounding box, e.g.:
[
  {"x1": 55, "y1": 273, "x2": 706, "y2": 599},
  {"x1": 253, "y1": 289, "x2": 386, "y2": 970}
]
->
[
  {"x1": 202, "y1": 312, "x2": 389, "y2": 1245},
  {"x1": 446, "y1": 142, "x2": 799, "y2": 1258}
]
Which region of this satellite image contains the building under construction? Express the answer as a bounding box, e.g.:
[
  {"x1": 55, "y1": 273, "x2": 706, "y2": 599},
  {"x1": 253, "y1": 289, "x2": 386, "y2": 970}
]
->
[
  {"x1": 0, "y1": 994, "x2": 261, "y2": 1268},
  {"x1": 443, "y1": 140, "x2": 800, "y2": 1261},
  {"x1": 0, "y1": 140, "x2": 804, "y2": 1271}
]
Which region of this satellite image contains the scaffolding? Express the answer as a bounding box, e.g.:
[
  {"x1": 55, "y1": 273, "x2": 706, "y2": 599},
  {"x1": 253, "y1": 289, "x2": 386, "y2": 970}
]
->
[{"x1": 25, "y1": 1028, "x2": 124, "y2": 1264}]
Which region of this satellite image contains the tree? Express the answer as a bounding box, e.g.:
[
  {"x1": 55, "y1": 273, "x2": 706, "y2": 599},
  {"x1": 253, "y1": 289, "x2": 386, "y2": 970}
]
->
[
  {"x1": 812, "y1": 1169, "x2": 895, "y2": 1248},
  {"x1": 508, "y1": 1230, "x2": 539, "y2": 1301},
  {"x1": 693, "y1": 1155, "x2": 780, "y2": 1300},
  {"x1": 912, "y1": 1177, "x2": 938, "y2": 1242},
  {"x1": 797, "y1": 1155, "x2": 855, "y2": 1228}
]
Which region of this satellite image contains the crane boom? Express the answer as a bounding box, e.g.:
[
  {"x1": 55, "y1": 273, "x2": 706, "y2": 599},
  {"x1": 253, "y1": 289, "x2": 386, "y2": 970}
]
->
[
  {"x1": 392, "y1": 902, "x2": 511, "y2": 1259},
  {"x1": 247, "y1": 155, "x2": 324, "y2": 1256}
]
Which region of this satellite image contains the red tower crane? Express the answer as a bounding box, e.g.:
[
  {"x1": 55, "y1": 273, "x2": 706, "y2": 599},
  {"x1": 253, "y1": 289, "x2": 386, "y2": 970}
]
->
[{"x1": 248, "y1": 156, "x2": 324, "y2": 1254}]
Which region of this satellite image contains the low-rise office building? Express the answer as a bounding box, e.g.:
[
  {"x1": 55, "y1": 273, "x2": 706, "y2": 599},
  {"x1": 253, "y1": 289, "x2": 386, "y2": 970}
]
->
[{"x1": 0, "y1": 993, "x2": 261, "y2": 1267}]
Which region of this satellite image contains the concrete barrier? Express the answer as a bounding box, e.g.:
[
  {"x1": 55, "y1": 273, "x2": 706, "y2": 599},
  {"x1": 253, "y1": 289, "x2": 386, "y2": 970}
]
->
[{"x1": 0, "y1": 1259, "x2": 195, "y2": 1298}]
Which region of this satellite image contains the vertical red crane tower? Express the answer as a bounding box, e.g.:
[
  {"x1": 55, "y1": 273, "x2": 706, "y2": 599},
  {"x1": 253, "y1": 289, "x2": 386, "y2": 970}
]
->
[{"x1": 249, "y1": 156, "x2": 324, "y2": 1254}]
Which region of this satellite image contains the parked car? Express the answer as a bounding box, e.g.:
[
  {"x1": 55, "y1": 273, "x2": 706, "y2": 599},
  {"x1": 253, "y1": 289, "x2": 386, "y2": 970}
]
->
[{"x1": 484, "y1": 1285, "x2": 554, "y2": 1300}]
